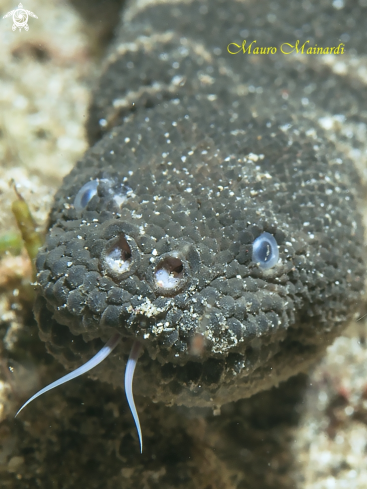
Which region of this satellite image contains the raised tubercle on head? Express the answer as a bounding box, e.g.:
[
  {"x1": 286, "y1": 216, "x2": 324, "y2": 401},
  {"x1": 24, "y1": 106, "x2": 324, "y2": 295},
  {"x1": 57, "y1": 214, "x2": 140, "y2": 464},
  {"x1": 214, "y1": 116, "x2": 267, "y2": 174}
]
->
[
  {"x1": 15, "y1": 333, "x2": 122, "y2": 417},
  {"x1": 125, "y1": 340, "x2": 143, "y2": 453}
]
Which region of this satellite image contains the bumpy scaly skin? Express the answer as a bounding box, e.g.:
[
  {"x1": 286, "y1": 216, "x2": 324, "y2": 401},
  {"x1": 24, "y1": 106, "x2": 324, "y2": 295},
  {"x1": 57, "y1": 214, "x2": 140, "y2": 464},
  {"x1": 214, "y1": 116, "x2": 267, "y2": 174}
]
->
[{"x1": 34, "y1": 0, "x2": 365, "y2": 408}]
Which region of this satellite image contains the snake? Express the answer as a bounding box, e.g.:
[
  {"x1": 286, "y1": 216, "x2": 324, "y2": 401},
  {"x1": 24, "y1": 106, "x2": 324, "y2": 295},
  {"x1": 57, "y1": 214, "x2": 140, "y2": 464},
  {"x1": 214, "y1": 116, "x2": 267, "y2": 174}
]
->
[{"x1": 16, "y1": 0, "x2": 367, "y2": 467}]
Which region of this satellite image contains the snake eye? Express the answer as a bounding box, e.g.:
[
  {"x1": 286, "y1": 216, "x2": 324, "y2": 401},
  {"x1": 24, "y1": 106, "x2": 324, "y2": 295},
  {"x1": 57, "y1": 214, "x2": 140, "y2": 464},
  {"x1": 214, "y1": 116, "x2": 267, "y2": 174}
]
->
[
  {"x1": 153, "y1": 253, "x2": 188, "y2": 296},
  {"x1": 74, "y1": 180, "x2": 98, "y2": 212},
  {"x1": 102, "y1": 234, "x2": 139, "y2": 280},
  {"x1": 252, "y1": 232, "x2": 279, "y2": 270}
]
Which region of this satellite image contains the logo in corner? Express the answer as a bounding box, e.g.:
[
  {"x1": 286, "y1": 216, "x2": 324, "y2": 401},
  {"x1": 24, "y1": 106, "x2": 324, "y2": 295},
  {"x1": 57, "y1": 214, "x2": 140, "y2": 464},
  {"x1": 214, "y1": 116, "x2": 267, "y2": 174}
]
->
[{"x1": 3, "y1": 3, "x2": 38, "y2": 31}]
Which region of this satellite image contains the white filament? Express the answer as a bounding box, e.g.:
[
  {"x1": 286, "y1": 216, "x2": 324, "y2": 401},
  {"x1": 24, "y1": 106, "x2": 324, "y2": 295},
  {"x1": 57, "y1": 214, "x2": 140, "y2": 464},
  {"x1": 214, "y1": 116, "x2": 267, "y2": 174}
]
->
[
  {"x1": 15, "y1": 333, "x2": 122, "y2": 417},
  {"x1": 125, "y1": 340, "x2": 143, "y2": 453},
  {"x1": 16, "y1": 333, "x2": 144, "y2": 454}
]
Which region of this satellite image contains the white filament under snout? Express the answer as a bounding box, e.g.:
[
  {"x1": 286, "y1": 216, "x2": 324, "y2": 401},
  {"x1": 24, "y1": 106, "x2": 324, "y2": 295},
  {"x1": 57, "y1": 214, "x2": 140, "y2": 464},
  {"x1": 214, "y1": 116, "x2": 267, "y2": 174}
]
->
[
  {"x1": 15, "y1": 333, "x2": 122, "y2": 417},
  {"x1": 15, "y1": 334, "x2": 144, "y2": 453},
  {"x1": 124, "y1": 340, "x2": 143, "y2": 453}
]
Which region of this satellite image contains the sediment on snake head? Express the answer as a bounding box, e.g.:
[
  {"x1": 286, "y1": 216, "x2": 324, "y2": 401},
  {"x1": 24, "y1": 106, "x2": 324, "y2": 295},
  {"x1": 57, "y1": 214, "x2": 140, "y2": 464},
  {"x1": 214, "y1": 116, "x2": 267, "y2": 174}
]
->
[{"x1": 32, "y1": 0, "x2": 366, "y2": 413}]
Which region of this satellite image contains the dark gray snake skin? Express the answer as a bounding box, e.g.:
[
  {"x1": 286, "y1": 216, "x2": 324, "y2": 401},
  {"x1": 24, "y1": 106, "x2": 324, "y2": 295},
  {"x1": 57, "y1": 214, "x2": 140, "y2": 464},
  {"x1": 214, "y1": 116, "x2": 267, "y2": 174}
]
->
[{"x1": 34, "y1": 0, "x2": 366, "y2": 413}]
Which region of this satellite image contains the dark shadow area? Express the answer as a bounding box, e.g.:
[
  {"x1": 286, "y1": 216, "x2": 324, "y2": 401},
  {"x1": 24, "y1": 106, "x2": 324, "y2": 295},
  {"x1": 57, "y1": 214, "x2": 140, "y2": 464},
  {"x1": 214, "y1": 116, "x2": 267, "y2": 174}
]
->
[
  {"x1": 4, "y1": 371, "x2": 308, "y2": 488},
  {"x1": 69, "y1": 0, "x2": 126, "y2": 48}
]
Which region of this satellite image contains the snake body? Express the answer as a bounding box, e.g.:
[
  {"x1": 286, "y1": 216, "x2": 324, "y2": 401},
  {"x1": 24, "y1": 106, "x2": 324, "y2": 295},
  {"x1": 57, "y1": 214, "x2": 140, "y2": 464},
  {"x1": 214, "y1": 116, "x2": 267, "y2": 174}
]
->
[{"x1": 34, "y1": 0, "x2": 365, "y2": 411}]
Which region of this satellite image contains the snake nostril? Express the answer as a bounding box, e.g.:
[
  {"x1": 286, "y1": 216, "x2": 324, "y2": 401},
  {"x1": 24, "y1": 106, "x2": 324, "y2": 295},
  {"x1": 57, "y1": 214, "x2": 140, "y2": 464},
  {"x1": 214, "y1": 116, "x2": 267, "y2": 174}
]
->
[
  {"x1": 107, "y1": 235, "x2": 132, "y2": 269},
  {"x1": 154, "y1": 255, "x2": 186, "y2": 294},
  {"x1": 102, "y1": 234, "x2": 139, "y2": 279}
]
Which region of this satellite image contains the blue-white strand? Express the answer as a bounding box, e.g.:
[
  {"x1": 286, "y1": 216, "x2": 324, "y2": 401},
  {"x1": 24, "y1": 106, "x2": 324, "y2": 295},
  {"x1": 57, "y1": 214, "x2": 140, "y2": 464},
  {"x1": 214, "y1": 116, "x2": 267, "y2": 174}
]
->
[
  {"x1": 124, "y1": 340, "x2": 143, "y2": 453},
  {"x1": 15, "y1": 333, "x2": 122, "y2": 417}
]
